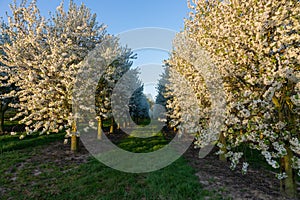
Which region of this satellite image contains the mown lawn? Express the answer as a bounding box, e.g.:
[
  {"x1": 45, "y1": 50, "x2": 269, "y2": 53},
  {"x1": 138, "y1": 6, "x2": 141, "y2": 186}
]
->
[{"x1": 0, "y1": 132, "x2": 225, "y2": 200}]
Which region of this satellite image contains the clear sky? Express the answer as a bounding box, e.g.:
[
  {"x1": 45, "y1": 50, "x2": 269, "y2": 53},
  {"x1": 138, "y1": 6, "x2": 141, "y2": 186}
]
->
[
  {"x1": 0, "y1": 0, "x2": 189, "y2": 33},
  {"x1": 0, "y1": 0, "x2": 190, "y2": 99}
]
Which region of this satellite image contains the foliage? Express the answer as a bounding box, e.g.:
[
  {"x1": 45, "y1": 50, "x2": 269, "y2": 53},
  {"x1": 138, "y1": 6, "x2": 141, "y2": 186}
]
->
[
  {"x1": 154, "y1": 66, "x2": 173, "y2": 123},
  {"x1": 129, "y1": 84, "x2": 150, "y2": 123}
]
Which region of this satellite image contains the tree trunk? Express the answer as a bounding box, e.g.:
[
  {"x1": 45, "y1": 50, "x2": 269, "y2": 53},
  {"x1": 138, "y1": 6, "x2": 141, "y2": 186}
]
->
[
  {"x1": 219, "y1": 132, "x2": 227, "y2": 161},
  {"x1": 135, "y1": 117, "x2": 139, "y2": 124},
  {"x1": 71, "y1": 135, "x2": 79, "y2": 152},
  {"x1": 0, "y1": 110, "x2": 4, "y2": 134},
  {"x1": 0, "y1": 102, "x2": 8, "y2": 135},
  {"x1": 71, "y1": 121, "x2": 78, "y2": 152},
  {"x1": 97, "y1": 117, "x2": 102, "y2": 140},
  {"x1": 123, "y1": 121, "x2": 126, "y2": 128},
  {"x1": 276, "y1": 102, "x2": 297, "y2": 198},
  {"x1": 109, "y1": 118, "x2": 114, "y2": 134},
  {"x1": 117, "y1": 123, "x2": 120, "y2": 130},
  {"x1": 281, "y1": 147, "x2": 296, "y2": 198}
]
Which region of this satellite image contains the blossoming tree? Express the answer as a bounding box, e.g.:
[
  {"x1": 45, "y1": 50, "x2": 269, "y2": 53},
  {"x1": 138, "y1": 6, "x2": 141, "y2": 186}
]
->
[
  {"x1": 165, "y1": 32, "x2": 226, "y2": 160},
  {"x1": 182, "y1": 0, "x2": 300, "y2": 197},
  {"x1": 111, "y1": 68, "x2": 143, "y2": 129},
  {"x1": 0, "y1": 0, "x2": 107, "y2": 150},
  {"x1": 95, "y1": 48, "x2": 136, "y2": 136}
]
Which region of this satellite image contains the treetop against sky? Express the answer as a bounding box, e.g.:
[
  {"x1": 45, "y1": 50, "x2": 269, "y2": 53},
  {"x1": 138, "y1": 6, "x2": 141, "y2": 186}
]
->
[{"x1": 0, "y1": 1, "x2": 190, "y2": 99}]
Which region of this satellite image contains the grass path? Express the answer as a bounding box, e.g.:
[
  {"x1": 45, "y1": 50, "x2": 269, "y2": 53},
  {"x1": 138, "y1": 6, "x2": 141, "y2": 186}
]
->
[{"x1": 0, "y1": 133, "x2": 223, "y2": 200}]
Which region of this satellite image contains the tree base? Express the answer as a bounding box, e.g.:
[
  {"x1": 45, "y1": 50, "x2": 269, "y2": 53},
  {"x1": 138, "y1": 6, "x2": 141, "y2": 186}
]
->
[{"x1": 71, "y1": 135, "x2": 79, "y2": 152}]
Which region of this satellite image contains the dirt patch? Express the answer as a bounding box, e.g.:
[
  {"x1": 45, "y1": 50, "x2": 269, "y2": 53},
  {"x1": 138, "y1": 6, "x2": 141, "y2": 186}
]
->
[
  {"x1": 26, "y1": 140, "x2": 90, "y2": 167},
  {"x1": 19, "y1": 129, "x2": 126, "y2": 168},
  {"x1": 183, "y1": 146, "x2": 298, "y2": 200},
  {"x1": 4, "y1": 130, "x2": 128, "y2": 182},
  {"x1": 4, "y1": 140, "x2": 90, "y2": 182},
  {"x1": 1, "y1": 139, "x2": 92, "y2": 197}
]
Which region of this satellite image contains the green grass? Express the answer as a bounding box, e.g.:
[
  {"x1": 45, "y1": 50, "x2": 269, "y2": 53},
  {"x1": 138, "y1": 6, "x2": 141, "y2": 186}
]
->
[
  {"x1": 0, "y1": 133, "x2": 65, "y2": 153},
  {"x1": 0, "y1": 133, "x2": 223, "y2": 200},
  {"x1": 47, "y1": 158, "x2": 218, "y2": 200},
  {"x1": 117, "y1": 135, "x2": 169, "y2": 153}
]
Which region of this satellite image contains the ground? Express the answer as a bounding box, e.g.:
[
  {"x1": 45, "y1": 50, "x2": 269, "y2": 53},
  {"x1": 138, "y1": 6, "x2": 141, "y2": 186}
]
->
[
  {"x1": 0, "y1": 130, "x2": 299, "y2": 199},
  {"x1": 184, "y1": 146, "x2": 299, "y2": 200}
]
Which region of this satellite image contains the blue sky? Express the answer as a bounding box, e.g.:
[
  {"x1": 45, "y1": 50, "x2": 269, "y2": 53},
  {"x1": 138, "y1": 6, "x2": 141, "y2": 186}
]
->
[
  {"x1": 0, "y1": 0, "x2": 189, "y2": 33},
  {"x1": 0, "y1": 0, "x2": 190, "y2": 98}
]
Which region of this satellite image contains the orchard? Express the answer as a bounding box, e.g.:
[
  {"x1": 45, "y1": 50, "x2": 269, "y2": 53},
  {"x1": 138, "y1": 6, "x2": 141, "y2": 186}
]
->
[{"x1": 0, "y1": 0, "x2": 299, "y2": 199}]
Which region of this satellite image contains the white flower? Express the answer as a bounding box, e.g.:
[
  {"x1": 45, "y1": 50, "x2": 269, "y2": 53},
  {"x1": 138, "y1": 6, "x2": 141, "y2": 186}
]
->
[
  {"x1": 263, "y1": 76, "x2": 274, "y2": 85},
  {"x1": 240, "y1": 109, "x2": 251, "y2": 118},
  {"x1": 63, "y1": 139, "x2": 68, "y2": 145},
  {"x1": 242, "y1": 162, "x2": 249, "y2": 175},
  {"x1": 10, "y1": 132, "x2": 17, "y2": 136},
  {"x1": 275, "y1": 121, "x2": 286, "y2": 130},
  {"x1": 276, "y1": 172, "x2": 288, "y2": 180},
  {"x1": 290, "y1": 94, "x2": 300, "y2": 106},
  {"x1": 263, "y1": 112, "x2": 271, "y2": 119}
]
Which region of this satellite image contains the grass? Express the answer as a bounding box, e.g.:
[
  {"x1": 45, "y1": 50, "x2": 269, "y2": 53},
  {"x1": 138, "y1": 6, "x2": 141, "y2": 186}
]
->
[
  {"x1": 0, "y1": 133, "x2": 65, "y2": 153},
  {"x1": 117, "y1": 132, "x2": 169, "y2": 153},
  {"x1": 0, "y1": 132, "x2": 224, "y2": 200},
  {"x1": 45, "y1": 158, "x2": 217, "y2": 200}
]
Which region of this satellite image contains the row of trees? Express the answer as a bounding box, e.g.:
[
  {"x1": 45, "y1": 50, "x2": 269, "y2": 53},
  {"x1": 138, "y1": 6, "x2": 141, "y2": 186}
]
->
[
  {"x1": 156, "y1": 0, "x2": 299, "y2": 197},
  {"x1": 95, "y1": 64, "x2": 150, "y2": 139},
  {"x1": 0, "y1": 0, "x2": 150, "y2": 146}
]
